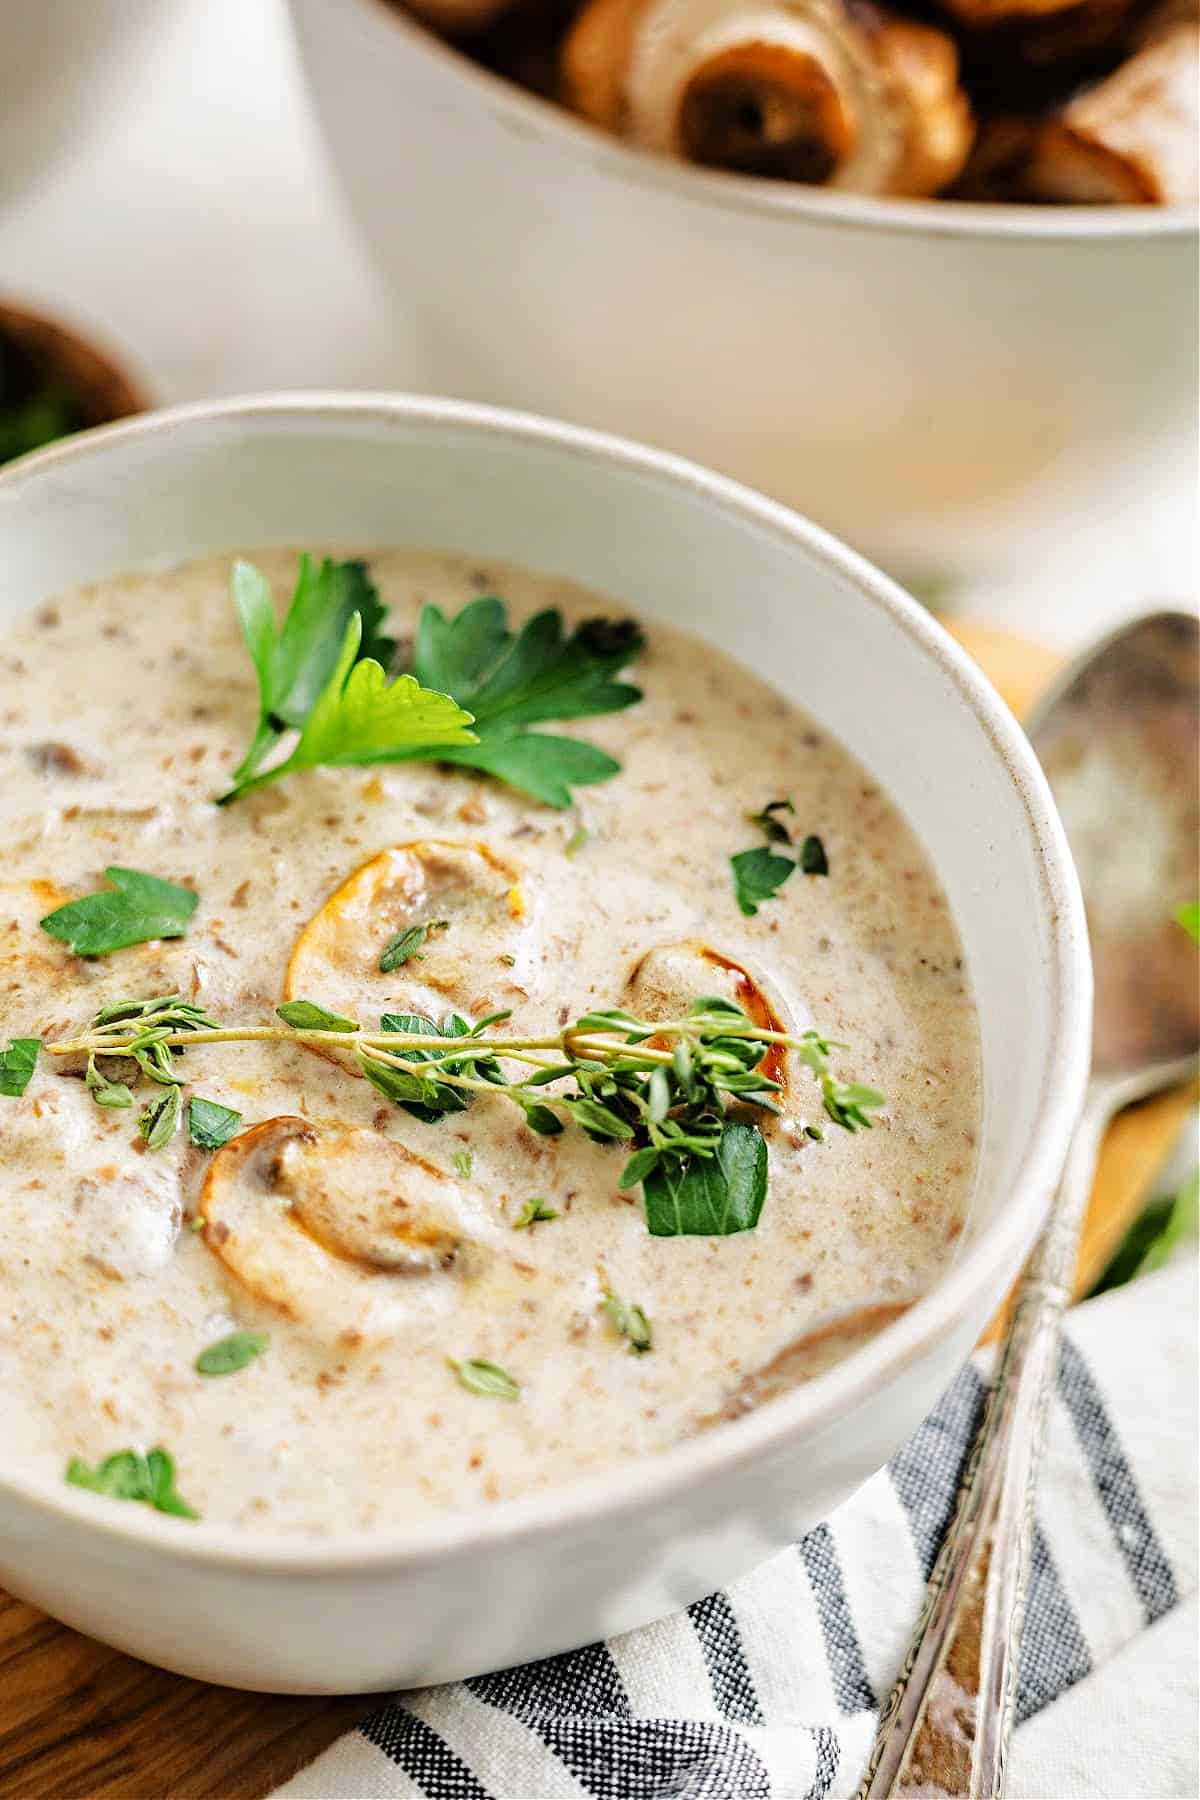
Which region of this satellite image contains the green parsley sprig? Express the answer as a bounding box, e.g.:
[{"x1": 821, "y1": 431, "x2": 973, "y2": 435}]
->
[{"x1": 219, "y1": 559, "x2": 646, "y2": 809}]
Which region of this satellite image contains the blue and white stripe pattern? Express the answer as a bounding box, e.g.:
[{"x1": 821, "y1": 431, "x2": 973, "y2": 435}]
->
[{"x1": 278, "y1": 1261, "x2": 1196, "y2": 1800}]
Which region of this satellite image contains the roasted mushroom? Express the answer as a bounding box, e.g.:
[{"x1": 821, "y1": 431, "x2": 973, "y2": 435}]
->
[
  {"x1": 1029, "y1": 20, "x2": 1198, "y2": 202},
  {"x1": 699, "y1": 1299, "x2": 914, "y2": 1422},
  {"x1": 625, "y1": 938, "x2": 798, "y2": 1100},
  {"x1": 956, "y1": 18, "x2": 1198, "y2": 202},
  {"x1": 284, "y1": 840, "x2": 534, "y2": 1058},
  {"x1": 200, "y1": 1117, "x2": 499, "y2": 1341},
  {"x1": 562, "y1": 0, "x2": 974, "y2": 194}
]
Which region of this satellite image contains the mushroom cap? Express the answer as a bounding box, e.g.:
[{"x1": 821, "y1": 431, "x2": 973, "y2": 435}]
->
[
  {"x1": 284, "y1": 840, "x2": 535, "y2": 1063},
  {"x1": 624, "y1": 937, "x2": 804, "y2": 1102},
  {"x1": 199, "y1": 1117, "x2": 502, "y2": 1343}
]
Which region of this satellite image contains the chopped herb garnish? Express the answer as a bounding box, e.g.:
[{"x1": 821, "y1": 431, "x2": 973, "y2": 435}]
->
[
  {"x1": 746, "y1": 798, "x2": 794, "y2": 844},
  {"x1": 219, "y1": 564, "x2": 645, "y2": 809},
  {"x1": 139, "y1": 1084, "x2": 181, "y2": 1151},
  {"x1": 362, "y1": 1011, "x2": 504, "y2": 1121},
  {"x1": 409, "y1": 596, "x2": 645, "y2": 808},
  {"x1": 564, "y1": 823, "x2": 590, "y2": 857},
  {"x1": 1176, "y1": 901, "x2": 1200, "y2": 944},
  {"x1": 796, "y1": 1032, "x2": 885, "y2": 1131},
  {"x1": 732, "y1": 805, "x2": 828, "y2": 911},
  {"x1": 601, "y1": 1291, "x2": 653, "y2": 1354},
  {"x1": 65, "y1": 1446, "x2": 198, "y2": 1518},
  {"x1": 513, "y1": 1197, "x2": 559, "y2": 1229},
  {"x1": 731, "y1": 846, "x2": 795, "y2": 917},
  {"x1": 799, "y1": 834, "x2": 829, "y2": 876},
  {"x1": 219, "y1": 557, "x2": 474, "y2": 804},
  {"x1": 85, "y1": 1054, "x2": 133, "y2": 1108},
  {"x1": 641, "y1": 1120, "x2": 767, "y2": 1238},
  {"x1": 450, "y1": 1357, "x2": 520, "y2": 1400},
  {"x1": 39, "y1": 866, "x2": 198, "y2": 957},
  {"x1": 196, "y1": 1328, "x2": 269, "y2": 1376},
  {"x1": 187, "y1": 1097, "x2": 243, "y2": 1150},
  {"x1": 452, "y1": 1149, "x2": 474, "y2": 1179},
  {"x1": 275, "y1": 1000, "x2": 359, "y2": 1032},
  {"x1": 190, "y1": 1215, "x2": 207, "y2": 1232},
  {"x1": 49, "y1": 995, "x2": 882, "y2": 1239},
  {"x1": 0, "y1": 1037, "x2": 40, "y2": 1098},
  {"x1": 379, "y1": 923, "x2": 441, "y2": 972}
]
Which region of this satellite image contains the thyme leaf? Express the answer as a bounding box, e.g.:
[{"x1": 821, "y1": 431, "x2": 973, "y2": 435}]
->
[{"x1": 450, "y1": 1357, "x2": 520, "y2": 1400}]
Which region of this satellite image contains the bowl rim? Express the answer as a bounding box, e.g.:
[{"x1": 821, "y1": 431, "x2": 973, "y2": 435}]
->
[
  {"x1": 0, "y1": 391, "x2": 1092, "y2": 1572},
  {"x1": 294, "y1": 0, "x2": 1199, "y2": 244}
]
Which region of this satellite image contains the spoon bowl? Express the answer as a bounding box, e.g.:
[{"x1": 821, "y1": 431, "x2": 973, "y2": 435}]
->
[{"x1": 1030, "y1": 611, "x2": 1199, "y2": 1084}]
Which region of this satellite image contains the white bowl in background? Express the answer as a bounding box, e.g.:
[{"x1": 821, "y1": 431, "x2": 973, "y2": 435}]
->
[
  {"x1": 0, "y1": 0, "x2": 163, "y2": 207},
  {"x1": 286, "y1": 0, "x2": 1198, "y2": 626},
  {"x1": 0, "y1": 394, "x2": 1090, "y2": 1692}
]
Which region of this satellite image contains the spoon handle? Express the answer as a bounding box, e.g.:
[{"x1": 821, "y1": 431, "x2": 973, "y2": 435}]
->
[{"x1": 856, "y1": 1092, "x2": 1108, "y2": 1800}]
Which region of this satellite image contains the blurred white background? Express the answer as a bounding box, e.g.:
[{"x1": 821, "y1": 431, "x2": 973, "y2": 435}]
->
[{"x1": 1, "y1": 0, "x2": 1195, "y2": 646}]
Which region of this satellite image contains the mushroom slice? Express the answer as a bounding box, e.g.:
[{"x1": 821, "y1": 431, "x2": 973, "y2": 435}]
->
[
  {"x1": 625, "y1": 938, "x2": 799, "y2": 1100},
  {"x1": 285, "y1": 841, "x2": 532, "y2": 1055},
  {"x1": 955, "y1": 21, "x2": 1198, "y2": 205},
  {"x1": 1027, "y1": 23, "x2": 1199, "y2": 205},
  {"x1": 699, "y1": 1300, "x2": 913, "y2": 1423},
  {"x1": 565, "y1": 0, "x2": 973, "y2": 195},
  {"x1": 200, "y1": 1117, "x2": 496, "y2": 1342}
]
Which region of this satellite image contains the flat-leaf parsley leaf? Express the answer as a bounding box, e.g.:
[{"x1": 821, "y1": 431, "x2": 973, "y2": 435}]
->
[
  {"x1": 40, "y1": 867, "x2": 198, "y2": 957},
  {"x1": 0, "y1": 1038, "x2": 40, "y2": 1098},
  {"x1": 642, "y1": 1120, "x2": 767, "y2": 1237},
  {"x1": 221, "y1": 612, "x2": 475, "y2": 803},
  {"x1": 405, "y1": 597, "x2": 645, "y2": 808},
  {"x1": 731, "y1": 846, "x2": 795, "y2": 917},
  {"x1": 187, "y1": 1096, "x2": 243, "y2": 1150},
  {"x1": 226, "y1": 556, "x2": 398, "y2": 788},
  {"x1": 66, "y1": 1446, "x2": 199, "y2": 1518}
]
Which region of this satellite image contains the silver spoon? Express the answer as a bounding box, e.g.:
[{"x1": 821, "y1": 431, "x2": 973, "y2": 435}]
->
[{"x1": 858, "y1": 610, "x2": 1200, "y2": 1800}]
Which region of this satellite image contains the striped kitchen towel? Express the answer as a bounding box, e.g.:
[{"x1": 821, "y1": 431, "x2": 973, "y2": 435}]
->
[{"x1": 277, "y1": 1258, "x2": 1198, "y2": 1800}]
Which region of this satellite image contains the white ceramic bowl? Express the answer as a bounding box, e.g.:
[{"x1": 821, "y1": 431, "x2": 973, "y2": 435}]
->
[
  {"x1": 0, "y1": 0, "x2": 162, "y2": 206},
  {"x1": 0, "y1": 395, "x2": 1090, "y2": 1693},
  {"x1": 286, "y1": 0, "x2": 1198, "y2": 620}
]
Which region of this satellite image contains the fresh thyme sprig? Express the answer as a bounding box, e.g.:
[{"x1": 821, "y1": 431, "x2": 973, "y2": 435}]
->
[{"x1": 48, "y1": 994, "x2": 884, "y2": 1236}]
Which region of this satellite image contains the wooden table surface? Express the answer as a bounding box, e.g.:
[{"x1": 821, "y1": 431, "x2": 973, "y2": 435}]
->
[{"x1": 2, "y1": 621, "x2": 1192, "y2": 1800}]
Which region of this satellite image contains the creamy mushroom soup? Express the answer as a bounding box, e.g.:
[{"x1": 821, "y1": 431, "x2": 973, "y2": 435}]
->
[{"x1": 0, "y1": 550, "x2": 979, "y2": 1533}]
